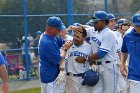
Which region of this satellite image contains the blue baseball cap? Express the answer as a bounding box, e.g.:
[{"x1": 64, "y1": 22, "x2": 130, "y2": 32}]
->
[
  {"x1": 107, "y1": 14, "x2": 117, "y2": 20},
  {"x1": 117, "y1": 18, "x2": 128, "y2": 26},
  {"x1": 91, "y1": 11, "x2": 108, "y2": 23},
  {"x1": 36, "y1": 31, "x2": 42, "y2": 35},
  {"x1": 131, "y1": 13, "x2": 140, "y2": 26},
  {"x1": 47, "y1": 16, "x2": 66, "y2": 30}
]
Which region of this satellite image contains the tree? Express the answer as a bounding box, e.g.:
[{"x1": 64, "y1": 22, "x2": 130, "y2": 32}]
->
[
  {"x1": 130, "y1": 0, "x2": 140, "y2": 13},
  {"x1": 111, "y1": 0, "x2": 118, "y2": 13}
]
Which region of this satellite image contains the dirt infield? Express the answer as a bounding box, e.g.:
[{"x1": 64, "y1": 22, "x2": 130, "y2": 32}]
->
[{"x1": 9, "y1": 79, "x2": 40, "y2": 91}]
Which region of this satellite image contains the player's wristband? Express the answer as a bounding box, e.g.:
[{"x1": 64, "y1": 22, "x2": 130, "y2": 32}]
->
[{"x1": 62, "y1": 48, "x2": 67, "y2": 52}]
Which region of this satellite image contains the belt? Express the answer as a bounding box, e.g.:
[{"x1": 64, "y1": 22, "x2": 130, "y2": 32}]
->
[
  {"x1": 96, "y1": 61, "x2": 111, "y2": 65},
  {"x1": 66, "y1": 72, "x2": 83, "y2": 77}
]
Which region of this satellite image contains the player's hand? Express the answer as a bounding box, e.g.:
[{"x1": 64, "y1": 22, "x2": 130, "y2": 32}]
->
[
  {"x1": 67, "y1": 26, "x2": 78, "y2": 32},
  {"x1": 63, "y1": 41, "x2": 73, "y2": 50},
  {"x1": 75, "y1": 57, "x2": 86, "y2": 63},
  {"x1": 56, "y1": 71, "x2": 65, "y2": 85},
  {"x1": 0, "y1": 82, "x2": 9, "y2": 93},
  {"x1": 91, "y1": 65, "x2": 98, "y2": 71},
  {"x1": 120, "y1": 63, "x2": 127, "y2": 77}
]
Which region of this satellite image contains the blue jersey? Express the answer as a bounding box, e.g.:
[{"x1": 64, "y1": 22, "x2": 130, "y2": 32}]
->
[
  {"x1": 0, "y1": 52, "x2": 6, "y2": 66},
  {"x1": 39, "y1": 34, "x2": 64, "y2": 83},
  {"x1": 121, "y1": 28, "x2": 140, "y2": 81}
]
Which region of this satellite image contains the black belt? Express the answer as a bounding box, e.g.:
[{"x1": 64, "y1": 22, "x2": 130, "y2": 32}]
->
[
  {"x1": 66, "y1": 72, "x2": 83, "y2": 77},
  {"x1": 97, "y1": 61, "x2": 111, "y2": 65}
]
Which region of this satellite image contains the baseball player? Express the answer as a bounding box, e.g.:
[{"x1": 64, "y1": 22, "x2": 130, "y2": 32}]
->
[
  {"x1": 117, "y1": 18, "x2": 130, "y2": 61},
  {"x1": 65, "y1": 26, "x2": 92, "y2": 93},
  {"x1": 108, "y1": 15, "x2": 129, "y2": 93},
  {"x1": 75, "y1": 11, "x2": 119, "y2": 93},
  {"x1": 39, "y1": 16, "x2": 72, "y2": 93},
  {"x1": 120, "y1": 13, "x2": 140, "y2": 93},
  {"x1": 117, "y1": 18, "x2": 131, "y2": 93},
  {"x1": 56, "y1": 25, "x2": 73, "y2": 93},
  {"x1": 107, "y1": 13, "x2": 117, "y2": 31}
]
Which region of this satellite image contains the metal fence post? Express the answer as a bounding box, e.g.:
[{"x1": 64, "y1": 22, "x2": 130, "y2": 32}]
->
[
  {"x1": 67, "y1": 0, "x2": 73, "y2": 26},
  {"x1": 23, "y1": 0, "x2": 30, "y2": 80},
  {"x1": 104, "y1": 0, "x2": 108, "y2": 13}
]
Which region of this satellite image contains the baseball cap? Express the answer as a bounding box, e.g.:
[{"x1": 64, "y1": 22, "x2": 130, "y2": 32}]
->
[
  {"x1": 107, "y1": 14, "x2": 117, "y2": 20},
  {"x1": 47, "y1": 16, "x2": 66, "y2": 30},
  {"x1": 91, "y1": 11, "x2": 108, "y2": 23},
  {"x1": 36, "y1": 31, "x2": 42, "y2": 35},
  {"x1": 131, "y1": 13, "x2": 140, "y2": 26}
]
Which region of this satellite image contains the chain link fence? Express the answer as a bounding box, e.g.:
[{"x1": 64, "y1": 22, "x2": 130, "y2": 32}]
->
[{"x1": 0, "y1": 0, "x2": 139, "y2": 81}]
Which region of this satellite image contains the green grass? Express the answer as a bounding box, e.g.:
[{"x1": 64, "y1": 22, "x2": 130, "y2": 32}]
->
[{"x1": 9, "y1": 88, "x2": 41, "y2": 93}]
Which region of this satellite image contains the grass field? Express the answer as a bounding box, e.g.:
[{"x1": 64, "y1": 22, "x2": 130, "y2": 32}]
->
[{"x1": 9, "y1": 88, "x2": 41, "y2": 93}]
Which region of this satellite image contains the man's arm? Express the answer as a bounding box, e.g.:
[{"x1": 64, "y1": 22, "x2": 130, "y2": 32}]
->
[
  {"x1": 59, "y1": 41, "x2": 73, "y2": 71},
  {"x1": 120, "y1": 53, "x2": 128, "y2": 77},
  {"x1": 0, "y1": 64, "x2": 9, "y2": 93},
  {"x1": 76, "y1": 50, "x2": 108, "y2": 65}
]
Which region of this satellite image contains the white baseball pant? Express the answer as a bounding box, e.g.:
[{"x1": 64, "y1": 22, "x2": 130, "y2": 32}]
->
[
  {"x1": 66, "y1": 75, "x2": 92, "y2": 93},
  {"x1": 92, "y1": 61, "x2": 119, "y2": 93},
  {"x1": 127, "y1": 79, "x2": 140, "y2": 93}
]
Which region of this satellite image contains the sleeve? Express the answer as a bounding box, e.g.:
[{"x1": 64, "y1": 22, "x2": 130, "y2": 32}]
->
[
  {"x1": 99, "y1": 32, "x2": 116, "y2": 53},
  {"x1": 45, "y1": 42, "x2": 62, "y2": 65},
  {"x1": 121, "y1": 36, "x2": 128, "y2": 53},
  {"x1": 85, "y1": 27, "x2": 95, "y2": 38},
  {"x1": 117, "y1": 37, "x2": 122, "y2": 53},
  {"x1": 55, "y1": 36, "x2": 65, "y2": 48},
  {"x1": 96, "y1": 50, "x2": 108, "y2": 58},
  {"x1": 0, "y1": 52, "x2": 5, "y2": 66}
]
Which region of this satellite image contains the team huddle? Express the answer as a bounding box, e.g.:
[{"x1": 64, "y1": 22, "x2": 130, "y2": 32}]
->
[{"x1": 38, "y1": 11, "x2": 140, "y2": 93}]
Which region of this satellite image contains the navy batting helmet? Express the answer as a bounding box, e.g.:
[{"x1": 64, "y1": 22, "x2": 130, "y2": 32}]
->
[
  {"x1": 82, "y1": 69, "x2": 99, "y2": 87},
  {"x1": 117, "y1": 18, "x2": 128, "y2": 26}
]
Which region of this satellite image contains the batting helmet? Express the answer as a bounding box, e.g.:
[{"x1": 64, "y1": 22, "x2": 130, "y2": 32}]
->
[
  {"x1": 117, "y1": 18, "x2": 128, "y2": 26},
  {"x1": 82, "y1": 69, "x2": 99, "y2": 87}
]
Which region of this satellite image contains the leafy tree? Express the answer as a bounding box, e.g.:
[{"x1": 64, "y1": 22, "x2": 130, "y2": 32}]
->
[{"x1": 130, "y1": 0, "x2": 140, "y2": 13}]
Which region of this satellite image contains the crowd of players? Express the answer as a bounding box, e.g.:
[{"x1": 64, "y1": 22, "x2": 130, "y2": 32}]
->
[{"x1": 39, "y1": 10, "x2": 140, "y2": 93}]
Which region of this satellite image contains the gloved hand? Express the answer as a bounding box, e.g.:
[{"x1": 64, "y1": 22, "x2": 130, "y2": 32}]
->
[
  {"x1": 91, "y1": 65, "x2": 98, "y2": 71},
  {"x1": 56, "y1": 71, "x2": 66, "y2": 85}
]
